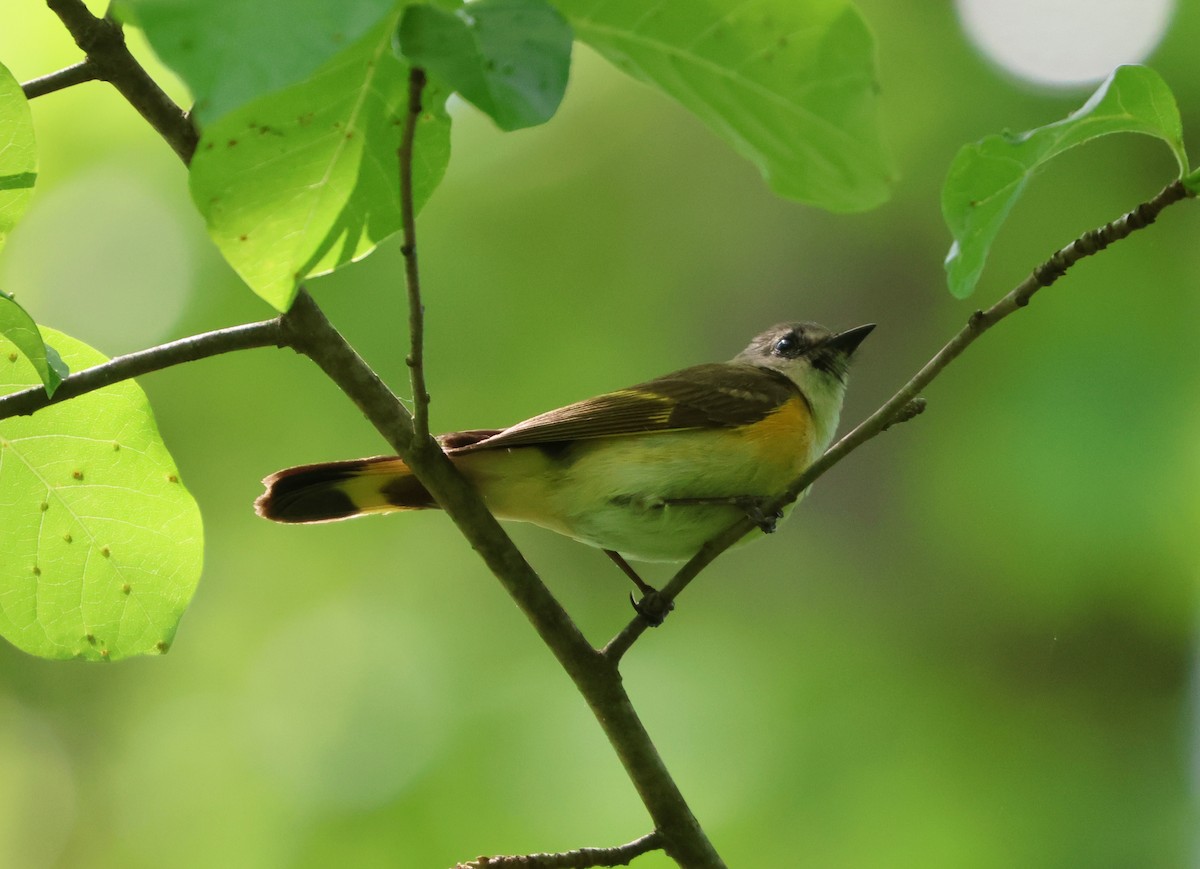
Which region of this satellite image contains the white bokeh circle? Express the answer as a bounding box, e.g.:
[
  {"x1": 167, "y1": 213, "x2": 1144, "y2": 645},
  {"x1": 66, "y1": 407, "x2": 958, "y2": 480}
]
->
[{"x1": 956, "y1": 0, "x2": 1175, "y2": 87}]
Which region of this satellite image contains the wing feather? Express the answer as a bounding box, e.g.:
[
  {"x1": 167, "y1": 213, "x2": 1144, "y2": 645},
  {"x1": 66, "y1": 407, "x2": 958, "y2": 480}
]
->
[{"x1": 454, "y1": 363, "x2": 801, "y2": 452}]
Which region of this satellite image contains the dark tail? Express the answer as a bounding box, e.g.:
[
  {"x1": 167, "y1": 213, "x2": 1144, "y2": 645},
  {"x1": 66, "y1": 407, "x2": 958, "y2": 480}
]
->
[{"x1": 255, "y1": 456, "x2": 437, "y2": 524}]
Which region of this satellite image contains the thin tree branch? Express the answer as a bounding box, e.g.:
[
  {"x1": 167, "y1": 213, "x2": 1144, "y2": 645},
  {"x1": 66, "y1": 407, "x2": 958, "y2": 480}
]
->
[
  {"x1": 44, "y1": 0, "x2": 198, "y2": 163},
  {"x1": 279, "y1": 290, "x2": 726, "y2": 868},
  {"x1": 0, "y1": 319, "x2": 285, "y2": 421},
  {"x1": 454, "y1": 831, "x2": 663, "y2": 868},
  {"x1": 399, "y1": 66, "x2": 432, "y2": 443},
  {"x1": 603, "y1": 177, "x2": 1193, "y2": 662},
  {"x1": 21, "y1": 61, "x2": 98, "y2": 99}
]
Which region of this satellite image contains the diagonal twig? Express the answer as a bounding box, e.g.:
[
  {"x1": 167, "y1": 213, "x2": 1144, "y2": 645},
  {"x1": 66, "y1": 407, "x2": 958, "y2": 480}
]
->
[{"x1": 602, "y1": 177, "x2": 1194, "y2": 662}]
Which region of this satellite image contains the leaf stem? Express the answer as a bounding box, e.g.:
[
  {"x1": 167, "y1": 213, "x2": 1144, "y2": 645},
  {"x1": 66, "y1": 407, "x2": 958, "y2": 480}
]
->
[{"x1": 603, "y1": 177, "x2": 1194, "y2": 662}]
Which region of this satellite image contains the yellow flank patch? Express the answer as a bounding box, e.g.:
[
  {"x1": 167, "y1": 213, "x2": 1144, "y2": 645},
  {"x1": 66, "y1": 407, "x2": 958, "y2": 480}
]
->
[{"x1": 739, "y1": 395, "x2": 814, "y2": 474}]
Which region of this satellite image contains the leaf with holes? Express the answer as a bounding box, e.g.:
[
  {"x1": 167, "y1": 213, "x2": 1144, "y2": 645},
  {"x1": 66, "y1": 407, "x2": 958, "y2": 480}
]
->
[
  {"x1": 189, "y1": 14, "x2": 452, "y2": 310},
  {"x1": 943, "y1": 64, "x2": 1188, "y2": 299},
  {"x1": 0, "y1": 329, "x2": 203, "y2": 661},
  {"x1": 0, "y1": 60, "x2": 37, "y2": 251},
  {"x1": 553, "y1": 0, "x2": 891, "y2": 212},
  {"x1": 398, "y1": 0, "x2": 573, "y2": 130}
]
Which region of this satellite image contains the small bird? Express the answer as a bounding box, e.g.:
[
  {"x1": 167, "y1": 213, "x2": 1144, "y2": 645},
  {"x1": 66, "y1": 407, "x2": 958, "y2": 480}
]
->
[{"x1": 256, "y1": 322, "x2": 873, "y2": 580}]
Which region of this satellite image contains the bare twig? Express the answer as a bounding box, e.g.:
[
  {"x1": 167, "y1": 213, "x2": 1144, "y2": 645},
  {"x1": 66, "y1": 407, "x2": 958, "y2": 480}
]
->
[
  {"x1": 21, "y1": 61, "x2": 98, "y2": 98},
  {"x1": 0, "y1": 319, "x2": 285, "y2": 421},
  {"x1": 44, "y1": 0, "x2": 198, "y2": 163},
  {"x1": 454, "y1": 831, "x2": 663, "y2": 868},
  {"x1": 399, "y1": 66, "x2": 432, "y2": 443},
  {"x1": 603, "y1": 178, "x2": 1193, "y2": 661}
]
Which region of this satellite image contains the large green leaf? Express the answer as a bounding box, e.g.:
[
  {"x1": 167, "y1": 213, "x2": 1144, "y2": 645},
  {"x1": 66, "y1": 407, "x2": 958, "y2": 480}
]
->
[
  {"x1": 943, "y1": 65, "x2": 1188, "y2": 299},
  {"x1": 554, "y1": 0, "x2": 891, "y2": 212},
  {"x1": 0, "y1": 61, "x2": 37, "y2": 251},
  {"x1": 398, "y1": 0, "x2": 573, "y2": 131},
  {"x1": 189, "y1": 15, "x2": 452, "y2": 311},
  {"x1": 0, "y1": 292, "x2": 66, "y2": 396},
  {"x1": 116, "y1": 0, "x2": 399, "y2": 124},
  {"x1": 0, "y1": 329, "x2": 203, "y2": 661}
]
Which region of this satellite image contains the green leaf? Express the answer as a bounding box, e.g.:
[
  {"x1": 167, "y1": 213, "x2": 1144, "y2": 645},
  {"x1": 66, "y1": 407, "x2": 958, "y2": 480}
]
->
[
  {"x1": 116, "y1": 0, "x2": 399, "y2": 124},
  {"x1": 553, "y1": 0, "x2": 891, "y2": 212},
  {"x1": 0, "y1": 292, "x2": 67, "y2": 396},
  {"x1": 0, "y1": 329, "x2": 203, "y2": 661},
  {"x1": 189, "y1": 15, "x2": 452, "y2": 311},
  {"x1": 0, "y1": 61, "x2": 37, "y2": 251},
  {"x1": 398, "y1": 0, "x2": 572, "y2": 131},
  {"x1": 943, "y1": 65, "x2": 1188, "y2": 299}
]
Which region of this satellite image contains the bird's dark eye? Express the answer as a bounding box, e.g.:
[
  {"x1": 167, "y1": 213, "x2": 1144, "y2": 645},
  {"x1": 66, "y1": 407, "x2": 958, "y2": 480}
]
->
[{"x1": 773, "y1": 334, "x2": 799, "y2": 356}]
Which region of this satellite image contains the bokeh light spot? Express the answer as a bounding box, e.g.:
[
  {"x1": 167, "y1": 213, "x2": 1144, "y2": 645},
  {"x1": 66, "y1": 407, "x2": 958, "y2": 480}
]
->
[
  {"x1": 955, "y1": 0, "x2": 1175, "y2": 87},
  {"x1": 0, "y1": 167, "x2": 194, "y2": 355}
]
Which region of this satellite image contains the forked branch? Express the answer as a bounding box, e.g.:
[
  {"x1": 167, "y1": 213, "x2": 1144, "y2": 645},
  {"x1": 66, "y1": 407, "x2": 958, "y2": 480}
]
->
[
  {"x1": 19, "y1": 5, "x2": 1195, "y2": 866},
  {"x1": 44, "y1": 0, "x2": 198, "y2": 162}
]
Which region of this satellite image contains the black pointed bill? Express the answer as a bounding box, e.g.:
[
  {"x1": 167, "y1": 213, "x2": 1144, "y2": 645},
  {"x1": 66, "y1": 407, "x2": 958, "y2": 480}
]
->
[{"x1": 825, "y1": 323, "x2": 875, "y2": 355}]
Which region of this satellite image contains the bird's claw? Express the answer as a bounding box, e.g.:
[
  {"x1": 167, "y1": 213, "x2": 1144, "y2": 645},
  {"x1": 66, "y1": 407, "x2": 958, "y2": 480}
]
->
[
  {"x1": 629, "y1": 590, "x2": 674, "y2": 626},
  {"x1": 734, "y1": 496, "x2": 783, "y2": 534}
]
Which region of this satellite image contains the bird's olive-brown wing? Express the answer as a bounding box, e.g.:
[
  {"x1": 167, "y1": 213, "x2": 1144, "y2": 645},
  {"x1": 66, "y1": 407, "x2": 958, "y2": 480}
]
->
[{"x1": 454, "y1": 363, "x2": 802, "y2": 452}]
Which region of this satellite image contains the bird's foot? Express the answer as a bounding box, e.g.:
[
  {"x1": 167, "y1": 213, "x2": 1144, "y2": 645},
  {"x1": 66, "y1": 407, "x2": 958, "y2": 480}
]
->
[
  {"x1": 629, "y1": 590, "x2": 674, "y2": 626},
  {"x1": 605, "y1": 549, "x2": 674, "y2": 627},
  {"x1": 661, "y1": 494, "x2": 782, "y2": 534}
]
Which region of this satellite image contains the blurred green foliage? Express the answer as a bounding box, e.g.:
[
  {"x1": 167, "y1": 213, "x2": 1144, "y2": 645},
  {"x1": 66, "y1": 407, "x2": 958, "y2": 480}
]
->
[{"x1": 0, "y1": 1, "x2": 1196, "y2": 867}]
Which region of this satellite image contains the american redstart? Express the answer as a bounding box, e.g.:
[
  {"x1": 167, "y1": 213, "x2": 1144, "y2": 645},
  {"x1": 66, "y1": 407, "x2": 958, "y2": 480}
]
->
[{"x1": 256, "y1": 322, "x2": 873, "y2": 579}]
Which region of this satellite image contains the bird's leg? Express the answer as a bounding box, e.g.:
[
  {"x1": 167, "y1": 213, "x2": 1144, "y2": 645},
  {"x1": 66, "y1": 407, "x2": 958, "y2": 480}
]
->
[
  {"x1": 661, "y1": 495, "x2": 783, "y2": 534},
  {"x1": 605, "y1": 549, "x2": 655, "y2": 595},
  {"x1": 604, "y1": 549, "x2": 674, "y2": 626}
]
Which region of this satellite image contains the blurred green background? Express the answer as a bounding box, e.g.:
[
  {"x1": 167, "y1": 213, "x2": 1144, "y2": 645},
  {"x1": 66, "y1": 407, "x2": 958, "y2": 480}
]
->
[{"x1": 1, "y1": 1, "x2": 1197, "y2": 867}]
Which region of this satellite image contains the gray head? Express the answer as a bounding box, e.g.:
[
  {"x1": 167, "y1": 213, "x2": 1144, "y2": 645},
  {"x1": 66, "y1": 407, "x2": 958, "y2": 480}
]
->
[{"x1": 735, "y1": 321, "x2": 875, "y2": 449}]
